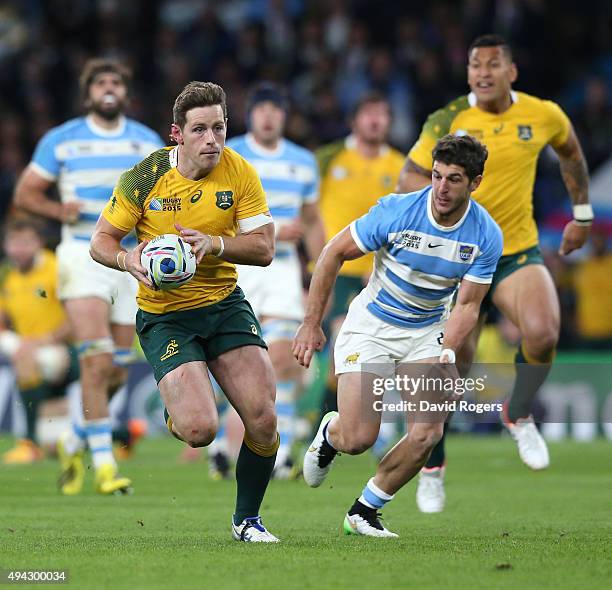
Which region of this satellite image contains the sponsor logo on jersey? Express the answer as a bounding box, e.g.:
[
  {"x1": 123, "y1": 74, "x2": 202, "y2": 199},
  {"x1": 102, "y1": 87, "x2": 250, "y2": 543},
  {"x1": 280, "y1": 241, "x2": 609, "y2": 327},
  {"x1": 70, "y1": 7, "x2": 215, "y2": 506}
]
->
[
  {"x1": 250, "y1": 324, "x2": 258, "y2": 335},
  {"x1": 109, "y1": 195, "x2": 118, "y2": 213},
  {"x1": 518, "y1": 125, "x2": 532, "y2": 141},
  {"x1": 161, "y1": 339, "x2": 179, "y2": 361},
  {"x1": 215, "y1": 191, "x2": 234, "y2": 210},
  {"x1": 190, "y1": 190, "x2": 203, "y2": 204},
  {"x1": 459, "y1": 244, "x2": 474, "y2": 261},
  {"x1": 517, "y1": 254, "x2": 528, "y2": 265}
]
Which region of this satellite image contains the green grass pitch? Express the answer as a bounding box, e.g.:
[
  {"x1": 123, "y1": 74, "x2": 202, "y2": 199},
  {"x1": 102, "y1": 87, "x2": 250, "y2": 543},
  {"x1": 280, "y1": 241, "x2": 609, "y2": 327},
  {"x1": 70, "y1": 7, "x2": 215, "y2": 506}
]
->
[{"x1": 1, "y1": 435, "x2": 610, "y2": 590}]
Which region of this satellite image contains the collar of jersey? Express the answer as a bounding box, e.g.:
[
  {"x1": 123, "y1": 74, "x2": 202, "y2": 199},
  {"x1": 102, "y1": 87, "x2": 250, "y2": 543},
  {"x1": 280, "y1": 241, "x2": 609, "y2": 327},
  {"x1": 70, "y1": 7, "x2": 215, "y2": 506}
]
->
[
  {"x1": 426, "y1": 186, "x2": 472, "y2": 232},
  {"x1": 85, "y1": 115, "x2": 126, "y2": 137},
  {"x1": 345, "y1": 134, "x2": 389, "y2": 157},
  {"x1": 467, "y1": 90, "x2": 518, "y2": 109},
  {"x1": 245, "y1": 133, "x2": 285, "y2": 157}
]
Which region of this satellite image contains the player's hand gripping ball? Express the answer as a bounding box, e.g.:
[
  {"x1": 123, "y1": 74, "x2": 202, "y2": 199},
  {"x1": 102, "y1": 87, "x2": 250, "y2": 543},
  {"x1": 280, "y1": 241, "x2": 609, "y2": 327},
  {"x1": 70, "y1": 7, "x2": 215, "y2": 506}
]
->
[{"x1": 140, "y1": 234, "x2": 196, "y2": 290}]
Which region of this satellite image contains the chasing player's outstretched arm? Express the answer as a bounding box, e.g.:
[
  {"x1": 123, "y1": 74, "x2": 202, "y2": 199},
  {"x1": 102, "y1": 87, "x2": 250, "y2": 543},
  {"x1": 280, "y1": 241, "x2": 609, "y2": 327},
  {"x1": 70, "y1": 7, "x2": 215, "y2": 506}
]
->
[
  {"x1": 90, "y1": 216, "x2": 153, "y2": 289},
  {"x1": 293, "y1": 227, "x2": 363, "y2": 368},
  {"x1": 553, "y1": 125, "x2": 592, "y2": 255},
  {"x1": 13, "y1": 167, "x2": 81, "y2": 223},
  {"x1": 439, "y1": 280, "x2": 490, "y2": 360},
  {"x1": 396, "y1": 158, "x2": 432, "y2": 193}
]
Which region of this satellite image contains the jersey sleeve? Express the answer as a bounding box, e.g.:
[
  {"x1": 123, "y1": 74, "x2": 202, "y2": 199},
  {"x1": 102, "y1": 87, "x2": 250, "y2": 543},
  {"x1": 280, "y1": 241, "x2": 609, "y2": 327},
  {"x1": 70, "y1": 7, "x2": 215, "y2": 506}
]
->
[
  {"x1": 30, "y1": 128, "x2": 62, "y2": 180},
  {"x1": 101, "y1": 168, "x2": 144, "y2": 232},
  {"x1": 463, "y1": 219, "x2": 503, "y2": 284},
  {"x1": 236, "y1": 160, "x2": 270, "y2": 220},
  {"x1": 350, "y1": 195, "x2": 397, "y2": 253},
  {"x1": 542, "y1": 100, "x2": 571, "y2": 149}
]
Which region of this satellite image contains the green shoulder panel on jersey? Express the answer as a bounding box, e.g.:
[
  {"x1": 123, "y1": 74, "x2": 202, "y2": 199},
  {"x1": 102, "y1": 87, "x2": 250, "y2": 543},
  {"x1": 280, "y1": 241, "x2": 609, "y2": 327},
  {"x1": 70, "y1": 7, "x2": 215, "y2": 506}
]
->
[
  {"x1": 422, "y1": 95, "x2": 470, "y2": 139},
  {"x1": 316, "y1": 140, "x2": 346, "y2": 179},
  {"x1": 115, "y1": 147, "x2": 173, "y2": 208}
]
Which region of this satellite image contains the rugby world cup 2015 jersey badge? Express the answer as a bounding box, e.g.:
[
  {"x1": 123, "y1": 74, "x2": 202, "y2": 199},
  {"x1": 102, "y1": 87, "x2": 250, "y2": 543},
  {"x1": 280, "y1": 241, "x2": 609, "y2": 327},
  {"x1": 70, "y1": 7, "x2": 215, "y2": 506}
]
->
[{"x1": 149, "y1": 198, "x2": 163, "y2": 211}]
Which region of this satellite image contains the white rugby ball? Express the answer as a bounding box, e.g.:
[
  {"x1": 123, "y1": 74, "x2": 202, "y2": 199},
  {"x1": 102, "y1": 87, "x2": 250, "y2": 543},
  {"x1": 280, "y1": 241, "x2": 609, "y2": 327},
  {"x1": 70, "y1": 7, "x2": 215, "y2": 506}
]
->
[{"x1": 140, "y1": 234, "x2": 196, "y2": 291}]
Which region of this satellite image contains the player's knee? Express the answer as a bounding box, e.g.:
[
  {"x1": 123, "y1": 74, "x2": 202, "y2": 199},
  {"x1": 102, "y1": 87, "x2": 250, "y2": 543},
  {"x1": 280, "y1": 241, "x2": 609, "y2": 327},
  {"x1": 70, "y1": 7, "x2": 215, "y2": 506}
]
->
[
  {"x1": 80, "y1": 354, "x2": 114, "y2": 384},
  {"x1": 410, "y1": 426, "x2": 442, "y2": 461},
  {"x1": 248, "y1": 407, "x2": 277, "y2": 438},
  {"x1": 524, "y1": 323, "x2": 559, "y2": 357},
  {"x1": 342, "y1": 430, "x2": 377, "y2": 455},
  {"x1": 183, "y1": 418, "x2": 218, "y2": 448}
]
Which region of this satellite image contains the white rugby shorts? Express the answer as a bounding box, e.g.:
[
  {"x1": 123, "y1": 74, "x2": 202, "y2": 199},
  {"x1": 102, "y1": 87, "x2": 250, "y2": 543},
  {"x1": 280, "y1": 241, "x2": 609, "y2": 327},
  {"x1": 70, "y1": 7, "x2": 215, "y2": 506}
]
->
[
  {"x1": 334, "y1": 292, "x2": 444, "y2": 378},
  {"x1": 56, "y1": 240, "x2": 138, "y2": 325}
]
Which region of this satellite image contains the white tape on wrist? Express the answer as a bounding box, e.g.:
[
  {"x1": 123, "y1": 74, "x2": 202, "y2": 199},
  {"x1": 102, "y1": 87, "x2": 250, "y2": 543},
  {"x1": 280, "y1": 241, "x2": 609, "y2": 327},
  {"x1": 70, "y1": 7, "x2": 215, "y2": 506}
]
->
[
  {"x1": 572, "y1": 203, "x2": 594, "y2": 224},
  {"x1": 116, "y1": 250, "x2": 127, "y2": 271},
  {"x1": 216, "y1": 236, "x2": 225, "y2": 257},
  {"x1": 440, "y1": 348, "x2": 456, "y2": 364}
]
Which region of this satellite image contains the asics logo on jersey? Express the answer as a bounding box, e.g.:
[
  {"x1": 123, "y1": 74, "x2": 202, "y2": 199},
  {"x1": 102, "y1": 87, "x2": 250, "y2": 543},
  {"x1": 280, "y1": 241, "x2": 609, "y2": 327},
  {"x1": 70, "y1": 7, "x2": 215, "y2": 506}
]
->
[
  {"x1": 493, "y1": 123, "x2": 504, "y2": 134},
  {"x1": 190, "y1": 190, "x2": 202, "y2": 204},
  {"x1": 160, "y1": 339, "x2": 179, "y2": 361}
]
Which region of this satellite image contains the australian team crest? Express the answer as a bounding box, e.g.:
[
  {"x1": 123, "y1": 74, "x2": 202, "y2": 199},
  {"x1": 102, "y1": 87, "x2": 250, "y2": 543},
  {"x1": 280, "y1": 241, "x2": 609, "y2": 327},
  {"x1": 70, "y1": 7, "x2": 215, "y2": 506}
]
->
[
  {"x1": 517, "y1": 125, "x2": 532, "y2": 141},
  {"x1": 459, "y1": 244, "x2": 474, "y2": 261},
  {"x1": 215, "y1": 191, "x2": 234, "y2": 210}
]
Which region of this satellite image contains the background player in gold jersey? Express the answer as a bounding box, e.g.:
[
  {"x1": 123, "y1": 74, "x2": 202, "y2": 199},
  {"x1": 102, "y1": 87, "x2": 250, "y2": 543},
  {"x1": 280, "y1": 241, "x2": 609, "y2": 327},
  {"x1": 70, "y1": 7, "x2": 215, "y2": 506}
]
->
[
  {"x1": 0, "y1": 219, "x2": 75, "y2": 464},
  {"x1": 316, "y1": 92, "x2": 405, "y2": 429},
  {"x1": 90, "y1": 82, "x2": 281, "y2": 542},
  {"x1": 398, "y1": 34, "x2": 593, "y2": 513}
]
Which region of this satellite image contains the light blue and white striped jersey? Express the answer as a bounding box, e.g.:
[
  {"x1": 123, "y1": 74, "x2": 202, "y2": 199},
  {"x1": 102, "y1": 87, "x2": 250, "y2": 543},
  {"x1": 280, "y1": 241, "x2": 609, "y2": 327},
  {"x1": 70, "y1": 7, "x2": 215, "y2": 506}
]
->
[
  {"x1": 350, "y1": 186, "x2": 503, "y2": 328},
  {"x1": 30, "y1": 115, "x2": 163, "y2": 244},
  {"x1": 226, "y1": 133, "x2": 319, "y2": 258}
]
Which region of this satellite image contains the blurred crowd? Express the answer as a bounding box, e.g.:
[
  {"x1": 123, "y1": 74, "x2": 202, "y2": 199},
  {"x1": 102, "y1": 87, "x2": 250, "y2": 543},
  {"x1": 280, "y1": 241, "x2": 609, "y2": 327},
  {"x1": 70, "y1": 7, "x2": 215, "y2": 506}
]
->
[{"x1": 0, "y1": 0, "x2": 611, "y2": 348}]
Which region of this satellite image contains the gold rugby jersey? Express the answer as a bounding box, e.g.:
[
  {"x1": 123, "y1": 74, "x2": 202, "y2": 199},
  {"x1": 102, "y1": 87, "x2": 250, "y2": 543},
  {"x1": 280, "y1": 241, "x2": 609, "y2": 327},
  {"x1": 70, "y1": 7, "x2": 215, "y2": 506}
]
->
[
  {"x1": 0, "y1": 250, "x2": 66, "y2": 337},
  {"x1": 317, "y1": 137, "x2": 404, "y2": 277},
  {"x1": 102, "y1": 146, "x2": 269, "y2": 313},
  {"x1": 408, "y1": 91, "x2": 571, "y2": 255}
]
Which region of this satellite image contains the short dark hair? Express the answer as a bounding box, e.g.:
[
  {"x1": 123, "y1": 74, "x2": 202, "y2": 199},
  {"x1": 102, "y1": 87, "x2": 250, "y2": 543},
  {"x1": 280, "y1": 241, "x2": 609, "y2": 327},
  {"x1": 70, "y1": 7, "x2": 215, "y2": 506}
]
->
[
  {"x1": 468, "y1": 34, "x2": 513, "y2": 61},
  {"x1": 432, "y1": 134, "x2": 488, "y2": 181},
  {"x1": 351, "y1": 90, "x2": 391, "y2": 119},
  {"x1": 4, "y1": 216, "x2": 45, "y2": 239},
  {"x1": 79, "y1": 58, "x2": 131, "y2": 100},
  {"x1": 173, "y1": 82, "x2": 227, "y2": 129}
]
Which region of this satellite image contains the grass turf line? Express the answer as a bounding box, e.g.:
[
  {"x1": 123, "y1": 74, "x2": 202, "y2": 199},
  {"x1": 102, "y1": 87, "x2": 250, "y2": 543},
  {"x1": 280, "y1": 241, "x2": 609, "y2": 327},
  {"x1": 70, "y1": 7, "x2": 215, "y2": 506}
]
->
[{"x1": 1, "y1": 435, "x2": 610, "y2": 590}]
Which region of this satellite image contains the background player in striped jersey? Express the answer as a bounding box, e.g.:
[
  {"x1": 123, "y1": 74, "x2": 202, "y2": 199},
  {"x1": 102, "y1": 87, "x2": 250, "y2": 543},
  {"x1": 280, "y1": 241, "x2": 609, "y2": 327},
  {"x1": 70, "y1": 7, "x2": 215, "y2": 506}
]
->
[
  {"x1": 13, "y1": 59, "x2": 164, "y2": 494},
  {"x1": 294, "y1": 135, "x2": 502, "y2": 537},
  {"x1": 399, "y1": 34, "x2": 593, "y2": 513},
  {"x1": 225, "y1": 82, "x2": 325, "y2": 478}
]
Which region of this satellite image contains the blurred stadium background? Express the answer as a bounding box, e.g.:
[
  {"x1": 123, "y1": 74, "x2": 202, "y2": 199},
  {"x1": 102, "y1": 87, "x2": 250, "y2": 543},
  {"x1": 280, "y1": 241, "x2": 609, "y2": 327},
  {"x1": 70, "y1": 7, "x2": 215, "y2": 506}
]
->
[{"x1": 0, "y1": 0, "x2": 611, "y2": 442}]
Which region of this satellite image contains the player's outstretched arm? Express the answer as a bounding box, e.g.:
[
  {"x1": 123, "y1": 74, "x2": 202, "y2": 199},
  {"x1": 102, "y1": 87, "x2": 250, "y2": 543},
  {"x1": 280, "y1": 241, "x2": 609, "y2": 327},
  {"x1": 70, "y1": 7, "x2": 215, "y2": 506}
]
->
[
  {"x1": 396, "y1": 158, "x2": 432, "y2": 193},
  {"x1": 439, "y1": 280, "x2": 490, "y2": 363},
  {"x1": 293, "y1": 227, "x2": 364, "y2": 368},
  {"x1": 554, "y1": 126, "x2": 592, "y2": 255},
  {"x1": 90, "y1": 216, "x2": 153, "y2": 289},
  {"x1": 13, "y1": 167, "x2": 81, "y2": 223}
]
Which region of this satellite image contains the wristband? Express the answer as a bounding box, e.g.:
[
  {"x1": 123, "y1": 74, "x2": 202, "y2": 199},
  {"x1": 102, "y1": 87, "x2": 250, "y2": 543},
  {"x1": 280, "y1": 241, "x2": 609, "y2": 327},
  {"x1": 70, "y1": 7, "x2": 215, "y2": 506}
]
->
[
  {"x1": 440, "y1": 348, "x2": 456, "y2": 364},
  {"x1": 116, "y1": 250, "x2": 127, "y2": 271},
  {"x1": 572, "y1": 204, "x2": 594, "y2": 225},
  {"x1": 215, "y1": 236, "x2": 225, "y2": 257}
]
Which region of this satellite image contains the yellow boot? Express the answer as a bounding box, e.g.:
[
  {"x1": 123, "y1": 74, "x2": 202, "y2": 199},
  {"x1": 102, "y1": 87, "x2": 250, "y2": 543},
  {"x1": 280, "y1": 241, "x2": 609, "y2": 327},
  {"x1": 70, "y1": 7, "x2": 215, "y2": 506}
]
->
[
  {"x1": 94, "y1": 463, "x2": 132, "y2": 495},
  {"x1": 57, "y1": 433, "x2": 85, "y2": 495}
]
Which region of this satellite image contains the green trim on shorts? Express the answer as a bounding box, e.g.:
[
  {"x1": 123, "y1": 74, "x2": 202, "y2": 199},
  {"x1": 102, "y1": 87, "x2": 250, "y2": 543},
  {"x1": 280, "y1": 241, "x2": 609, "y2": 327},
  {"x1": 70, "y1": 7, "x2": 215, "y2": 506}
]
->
[
  {"x1": 328, "y1": 275, "x2": 363, "y2": 324},
  {"x1": 136, "y1": 286, "x2": 267, "y2": 383},
  {"x1": 483, "y1": 245, "x2": 544, "y2": 310}
]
